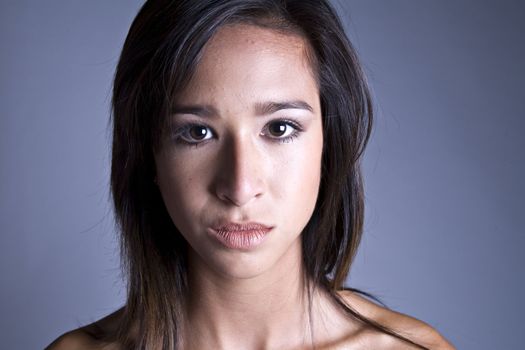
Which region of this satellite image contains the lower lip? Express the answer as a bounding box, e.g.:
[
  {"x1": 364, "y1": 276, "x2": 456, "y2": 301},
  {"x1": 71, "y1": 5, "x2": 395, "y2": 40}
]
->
[{"x1": 208, "y1": 227, "x2": 272, "y2": 250}]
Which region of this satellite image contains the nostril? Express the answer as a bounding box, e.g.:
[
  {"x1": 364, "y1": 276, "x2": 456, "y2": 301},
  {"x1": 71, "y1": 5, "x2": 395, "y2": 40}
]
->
[
  {"x1": 214, "y1": 180, "x2": 264, "y2": 207},
  {"x1": 218, "y1": 193, "x2": 242, "y2": 207}
]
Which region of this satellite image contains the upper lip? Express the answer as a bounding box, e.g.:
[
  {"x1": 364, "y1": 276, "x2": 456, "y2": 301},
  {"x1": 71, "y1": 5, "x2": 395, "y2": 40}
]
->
[{"x1": 212, "y1": 222, "x2": 272, "y2": 232}]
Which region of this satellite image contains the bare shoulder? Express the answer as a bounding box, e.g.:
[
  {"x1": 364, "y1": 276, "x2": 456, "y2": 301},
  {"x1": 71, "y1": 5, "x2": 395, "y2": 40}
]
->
[
  {"x1": 337, "y1": 290, "x2": 455, "y2": 349},
  {"x1": 45, "y1": 328, "x2": 101, "y2": 350},
  {"x1": 45, "y1": 309, "x2": 123, "y2": 350}
]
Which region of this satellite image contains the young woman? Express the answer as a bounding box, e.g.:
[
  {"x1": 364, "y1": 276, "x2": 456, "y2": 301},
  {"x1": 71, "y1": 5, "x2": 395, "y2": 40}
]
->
[{"x1": 48, "y1": 1, "x2": 454, "y2": 349}]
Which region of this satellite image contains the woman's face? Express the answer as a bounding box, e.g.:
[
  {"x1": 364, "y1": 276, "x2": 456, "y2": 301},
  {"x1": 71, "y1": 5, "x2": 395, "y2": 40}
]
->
[{"x1": 155, "y1": 24, "x2": 323, "y2": 279}]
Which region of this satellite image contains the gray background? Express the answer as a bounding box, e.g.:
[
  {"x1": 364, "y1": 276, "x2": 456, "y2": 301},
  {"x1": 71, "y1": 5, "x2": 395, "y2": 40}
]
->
[{"x1": 1, "y1": 1, "x2": 523, "y2": 349}]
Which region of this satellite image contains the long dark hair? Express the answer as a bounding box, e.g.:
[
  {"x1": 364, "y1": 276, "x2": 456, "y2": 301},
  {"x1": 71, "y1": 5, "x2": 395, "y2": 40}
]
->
[{"x1": 110, "y1": 1, "x2": 427, "y2": 349}]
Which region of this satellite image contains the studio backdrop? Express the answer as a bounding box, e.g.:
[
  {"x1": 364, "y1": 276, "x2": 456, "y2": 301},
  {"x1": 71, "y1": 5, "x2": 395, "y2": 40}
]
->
[{"x1": 0, "y1": 1, "x2": 523, "y2": 349}]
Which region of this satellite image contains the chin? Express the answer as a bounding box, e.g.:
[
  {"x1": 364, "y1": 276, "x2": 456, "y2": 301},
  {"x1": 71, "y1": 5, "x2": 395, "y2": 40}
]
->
[
  {"x1": 190, "y1": 238, "x2": 300, "y2": 281},
  {"x1": 207, "y1": 248, "x2": 277, "y2": 280}
]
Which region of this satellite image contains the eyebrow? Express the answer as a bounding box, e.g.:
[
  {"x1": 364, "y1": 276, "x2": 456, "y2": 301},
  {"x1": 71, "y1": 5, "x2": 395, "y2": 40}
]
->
[
  {"x1": 254, "y1": 100, "x2": 314, "y2": 115},
  {"x1": 171, "y1": 105, "x2": 217, "y2": 117},
  {"x1": 171, "y1": 100, "x2": 314, "y2": 118}
]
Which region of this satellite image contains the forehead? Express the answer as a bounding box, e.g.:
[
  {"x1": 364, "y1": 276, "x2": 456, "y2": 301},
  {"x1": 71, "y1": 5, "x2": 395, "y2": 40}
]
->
[
  {"x1": 175, "y1": 23, "x2": 318, "y2": 105},
  {"x1": 206, "y1": 23, "x2": 310, "y2": 59}
]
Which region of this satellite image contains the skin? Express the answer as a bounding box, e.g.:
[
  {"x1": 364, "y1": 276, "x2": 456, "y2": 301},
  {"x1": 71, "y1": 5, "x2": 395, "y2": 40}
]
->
[
  {"x1": 158, "y1": 23, "x2": 323, "y2": 350},
  {"x1": 46, "y1": 24, "x2": 455, "y2": 350}
]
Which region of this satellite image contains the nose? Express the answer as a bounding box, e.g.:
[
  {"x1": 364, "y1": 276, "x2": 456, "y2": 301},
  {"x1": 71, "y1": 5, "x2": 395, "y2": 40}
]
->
[{"x1": 213, "y1": 134, "x2": 265, "y2": 207}]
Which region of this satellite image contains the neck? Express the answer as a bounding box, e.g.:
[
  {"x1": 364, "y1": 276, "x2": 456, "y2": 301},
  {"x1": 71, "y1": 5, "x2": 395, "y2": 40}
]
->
[{"x1": 183, "y1": 238, "x2": 313, "y2": 350}]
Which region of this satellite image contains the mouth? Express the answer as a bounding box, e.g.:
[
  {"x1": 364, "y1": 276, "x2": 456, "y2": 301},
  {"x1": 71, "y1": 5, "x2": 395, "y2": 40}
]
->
[{"x1": 208, "y1": 222, "x2": 273, "y2": 250}]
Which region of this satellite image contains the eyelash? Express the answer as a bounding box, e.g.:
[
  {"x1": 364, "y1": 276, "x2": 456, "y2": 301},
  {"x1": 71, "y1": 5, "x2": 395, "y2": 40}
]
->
[{"x1": 171, "y1": 118, "x2": 304, "y2": 148}]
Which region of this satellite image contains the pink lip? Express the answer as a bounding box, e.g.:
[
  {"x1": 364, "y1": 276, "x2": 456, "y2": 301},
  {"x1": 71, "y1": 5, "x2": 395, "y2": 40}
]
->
[{"x1": 208, "y1": 222, "x2": 273, "y2": 250}]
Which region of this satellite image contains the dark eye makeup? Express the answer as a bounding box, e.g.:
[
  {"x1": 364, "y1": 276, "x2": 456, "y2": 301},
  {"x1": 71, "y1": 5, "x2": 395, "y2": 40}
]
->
[{"x1": 169, "y1": 118, "x2": 305, "y2": 148}]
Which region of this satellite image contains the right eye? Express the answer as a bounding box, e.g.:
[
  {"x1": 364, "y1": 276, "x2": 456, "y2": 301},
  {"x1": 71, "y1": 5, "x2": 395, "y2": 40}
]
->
[{"x1": 174, "y1": 124, "x2": 215, "y2": 146}]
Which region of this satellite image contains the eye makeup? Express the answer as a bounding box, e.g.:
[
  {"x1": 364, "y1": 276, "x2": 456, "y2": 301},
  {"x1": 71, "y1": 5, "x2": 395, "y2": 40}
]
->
[
  {"x1": 169, "y1": 122, "x2": 216, "y2": 148},
  {"x1": 261, "y1": 118, "x2": 304, "y2": 144},
  {"x1": 168, "y1": 117, "x2": 306, "y2": 148}
]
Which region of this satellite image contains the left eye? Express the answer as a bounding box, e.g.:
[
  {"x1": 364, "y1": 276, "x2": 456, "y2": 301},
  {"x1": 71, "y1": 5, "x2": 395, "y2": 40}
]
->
[{"x1": 262, "y1": 120, "x2": 298, "y2": 139}]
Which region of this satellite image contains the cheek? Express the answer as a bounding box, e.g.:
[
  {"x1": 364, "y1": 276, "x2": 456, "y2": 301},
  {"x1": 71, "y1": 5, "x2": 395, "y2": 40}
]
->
[
  {"x1": 157, "y1": 150, "x2": 212, "y2": 195},
  {"x1": 272, "y1": 129, "x2": 323, "y2": 217},
  {"x1": 155, "y1": 153, "x2": 212, "y2": 230}
]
